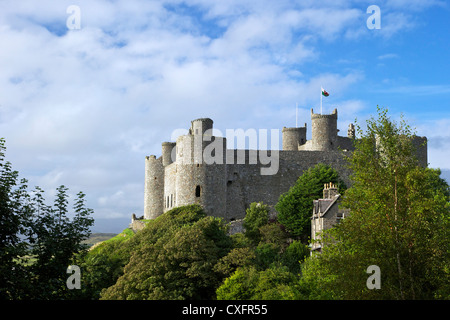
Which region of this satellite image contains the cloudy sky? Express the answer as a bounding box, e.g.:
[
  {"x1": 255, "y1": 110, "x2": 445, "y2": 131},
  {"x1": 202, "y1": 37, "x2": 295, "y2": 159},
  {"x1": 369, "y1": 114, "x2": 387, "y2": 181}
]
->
[{"x1": 1, "y1": 0, "x2": 449, "y2": 232}]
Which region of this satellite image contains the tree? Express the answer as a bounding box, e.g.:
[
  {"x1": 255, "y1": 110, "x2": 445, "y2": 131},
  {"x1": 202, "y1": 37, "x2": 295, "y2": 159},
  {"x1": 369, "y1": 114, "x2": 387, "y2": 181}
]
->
[
  {"x1": 0, "y1": 138, "x2": 30, "y2": 299},
  {"x1": 100, "y1": 206, "x2": 233, "y2": 300},
  {"x1": 214, "y1": 247, "x2": 256, "y2": 278},
  {"x1": 281, "y1": 240, "x2": 310, "y2": 274},
  {"x1": 24, "y1": 186, "x2": 94, "y2": 299},
  {"x1": 299, "y1": 107, "x2": 450, "y2": 299},
  {"x1": 0, "y1": 138, "x2": 94, "y2": 299},
  {"x1": 216, "y1": 264, "x2": 300, "y2": 300},
  {"x1": 275, "y1": 163, "x2": 346, "y2": 241},
  {"x1": 72, "y1": 228, "x2": 135, "y2": 300},
  {"x1": 243, "y1": 202, "x2": 270, "y2": 245}
]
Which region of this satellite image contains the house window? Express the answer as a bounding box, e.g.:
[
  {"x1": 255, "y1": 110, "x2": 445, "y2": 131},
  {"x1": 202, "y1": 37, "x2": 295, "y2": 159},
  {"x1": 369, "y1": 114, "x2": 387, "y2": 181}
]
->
[{"x1": 195, "y1": 185, "x2": 201, "y2": 197}]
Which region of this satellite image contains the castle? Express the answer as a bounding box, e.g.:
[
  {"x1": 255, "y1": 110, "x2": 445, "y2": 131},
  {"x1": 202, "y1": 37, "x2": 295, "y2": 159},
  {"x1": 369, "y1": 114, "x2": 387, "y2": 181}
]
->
[{"x1": 143, "y1": 108, "x2": 427, "y2": 221}]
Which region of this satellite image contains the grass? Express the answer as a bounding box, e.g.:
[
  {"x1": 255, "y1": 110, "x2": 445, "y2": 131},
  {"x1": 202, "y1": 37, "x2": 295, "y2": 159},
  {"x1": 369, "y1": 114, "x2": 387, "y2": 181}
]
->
[
  {"x1": 83, "y1": 233, "x2": 118, "y2": 247},
  {"x1": 104, "y1": 228, "x2": 134, "y2": 243}
]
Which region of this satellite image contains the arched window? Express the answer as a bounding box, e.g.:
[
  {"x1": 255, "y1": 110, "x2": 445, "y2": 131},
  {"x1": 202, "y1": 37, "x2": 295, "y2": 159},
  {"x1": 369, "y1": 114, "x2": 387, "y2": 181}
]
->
[{"x1": 195, "y1": 185, "x2": 201, "y2": 197}]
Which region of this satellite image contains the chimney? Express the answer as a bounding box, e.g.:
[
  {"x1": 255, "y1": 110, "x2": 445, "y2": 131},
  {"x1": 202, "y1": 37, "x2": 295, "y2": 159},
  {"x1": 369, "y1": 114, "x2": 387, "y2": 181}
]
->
[
  {"x1": 323, "y1": 182, "x2": 339, "y2": 199},
  {"x1": 323, "y1": 183, "x2": 329, "y2": 199}
]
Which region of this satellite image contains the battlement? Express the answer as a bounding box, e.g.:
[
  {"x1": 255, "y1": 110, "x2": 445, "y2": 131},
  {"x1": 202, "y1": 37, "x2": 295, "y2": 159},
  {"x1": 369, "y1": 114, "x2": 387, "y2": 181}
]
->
[
  {"x1": 282, "y1": 126, "x2": 306, "y2": 132},
  {"x1": 311, "y1": 108, "x2": 337, "y2": 119},
  {"x1": 143, "y1": 109, "x2": 427, "y2": 221},
  {"x1": 282, "y1": 125, "x2": 307, "y2": 151}
]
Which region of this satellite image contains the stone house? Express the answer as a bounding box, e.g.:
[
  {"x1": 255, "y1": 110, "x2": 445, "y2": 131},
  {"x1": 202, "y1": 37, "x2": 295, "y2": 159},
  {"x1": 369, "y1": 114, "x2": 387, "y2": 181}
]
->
[{"x1": 311, "y1": 182, "x2": 350, "y2": 252}]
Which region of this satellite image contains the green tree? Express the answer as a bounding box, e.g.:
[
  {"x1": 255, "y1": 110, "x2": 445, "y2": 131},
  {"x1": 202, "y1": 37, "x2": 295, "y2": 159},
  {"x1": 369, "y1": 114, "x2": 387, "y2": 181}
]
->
[
  {"x1": 26, "y1": 186, "x2": 94, "y2": 299},
  {"x1": 71, "y1": 228, "x2": 135, "y2": 300},
  {"x1": 0, "y1": 138, "x2": 94, "y2": 299},
  {"x1": 216, "y1": 264, "x2": 300, "y2": 300},
  {"x1": 214, "y1": 247, "x2": 256, "y2": 278},
  {"x1": 299, "y1": 107, "x2": 450, "y2": 299},
  {"x1": 243, "y1": 202, "x2": 270, "y2": 244},
  {"x1": 275, "y1": 163, "x2": 346, "y2": 241},
  {"x1": 100, "y1": 206, "x2": 233, "y2": 300},
  {"x1": 281, "y1": 240, "x2": 310, "y2": 274},
  {"x1": 0, "y1": 138, "x2": 31, "y2": 299}
]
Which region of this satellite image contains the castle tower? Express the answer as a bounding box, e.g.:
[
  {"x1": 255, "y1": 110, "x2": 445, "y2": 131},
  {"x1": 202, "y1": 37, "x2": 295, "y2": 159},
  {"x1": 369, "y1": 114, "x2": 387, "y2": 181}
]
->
[
  {"x1": 347, "y1": 123, "x2": 355, "y2": 139},
  {"x1": 175, "y1": 118, "x2": 227, "y2": 217},
  {"x1": 162, "y1": 142, "x2": 176, "y2": 166},
  {"x1": 310, "y1": 108, "x2": 338, "y2": 151},
  {"x1": 144, "y1": 155, "x2": 164, "y2": 219},
  {"x1": 282, "y1": 125, "x2": 307, "y2": 151},
  {"x1": 411, "y1": 136, "x2": 428, "y2": 168},
  {"x1": 191, "y1": 118, "x2": 213, "y2": 136}
]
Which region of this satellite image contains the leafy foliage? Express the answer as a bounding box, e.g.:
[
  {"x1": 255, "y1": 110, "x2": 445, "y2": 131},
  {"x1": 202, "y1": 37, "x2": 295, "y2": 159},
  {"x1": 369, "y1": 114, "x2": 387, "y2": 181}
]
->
[
  {"x1": 99, "y1": 205, "x2": 233, "y2": 300},
  {"x1": 216, "y1": 264, "x2": 300, "y2": 300},
  {"x1": 243, "y1": 202, "x2": 270, "y2": 244},
  {"x1": 72, "y1": 228, "x2": 135, "y2": 299},
  {"x1": 0, "y1": 138, "x2": 94, "y2": 299},
  {"x1": 275, "y1": 163, "x2": 346, "y2": 241},
  {"x1": 299, "y1": 107, "x2": 450, "y2": 299},
  {"x1": 0, "y1": 138, "x2": 29, "y2": 299}
]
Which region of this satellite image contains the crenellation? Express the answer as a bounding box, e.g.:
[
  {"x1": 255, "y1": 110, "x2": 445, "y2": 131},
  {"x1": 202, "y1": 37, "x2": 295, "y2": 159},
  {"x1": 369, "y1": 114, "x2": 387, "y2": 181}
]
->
[{"x1": 143, "y1": 109, "x2": 427, "y2": 221}]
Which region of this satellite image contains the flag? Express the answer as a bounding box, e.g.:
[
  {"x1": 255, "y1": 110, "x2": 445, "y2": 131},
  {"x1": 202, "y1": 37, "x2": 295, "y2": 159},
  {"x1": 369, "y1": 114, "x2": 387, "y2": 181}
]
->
[{"x1": 321, "y1": 88, "x2": 329, "y2": 97}]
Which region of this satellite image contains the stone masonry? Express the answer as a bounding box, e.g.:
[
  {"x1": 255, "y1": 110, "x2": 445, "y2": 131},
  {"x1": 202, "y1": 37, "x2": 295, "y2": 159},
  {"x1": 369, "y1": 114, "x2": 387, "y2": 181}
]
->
[{"x1": 143, "y1": 108, "x2": 428, "y2": 221}]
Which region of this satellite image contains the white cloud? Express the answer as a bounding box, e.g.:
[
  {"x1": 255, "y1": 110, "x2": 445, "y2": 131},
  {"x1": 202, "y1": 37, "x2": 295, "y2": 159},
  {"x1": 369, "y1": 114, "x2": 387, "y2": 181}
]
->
[
  {"x1": 0, "y1": 0, "x2": 445, "y2": 230},
  {"x1": 377, "y1": 53, "x2": 399, "y2": 60}
]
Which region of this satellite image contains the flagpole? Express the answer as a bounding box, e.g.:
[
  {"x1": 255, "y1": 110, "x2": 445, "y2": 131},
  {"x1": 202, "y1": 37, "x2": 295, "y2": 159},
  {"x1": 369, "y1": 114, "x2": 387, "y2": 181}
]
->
[{"x1": 296, "y1": 102, "x2": 298, "y2": 128}]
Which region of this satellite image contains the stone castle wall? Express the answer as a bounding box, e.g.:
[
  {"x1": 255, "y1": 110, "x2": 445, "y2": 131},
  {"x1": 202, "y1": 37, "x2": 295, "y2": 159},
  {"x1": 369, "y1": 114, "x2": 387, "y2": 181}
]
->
[
  {"x1": 223, "y1": 149, "x2": 353, "y2": 220},
  {"x1": 143, "y1": 110, "x2": 427, "y2": 221}
]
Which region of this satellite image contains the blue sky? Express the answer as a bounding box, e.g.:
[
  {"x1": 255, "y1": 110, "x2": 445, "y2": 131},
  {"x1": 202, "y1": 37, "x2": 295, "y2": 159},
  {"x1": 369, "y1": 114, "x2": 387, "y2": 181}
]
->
[{"x1": 1, "y1": 0, "x2": 449, "y2": 232}]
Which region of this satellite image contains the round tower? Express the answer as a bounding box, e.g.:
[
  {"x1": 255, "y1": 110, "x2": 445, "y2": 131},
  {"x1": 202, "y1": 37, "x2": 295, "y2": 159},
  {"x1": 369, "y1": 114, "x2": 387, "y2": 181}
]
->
[
  {"x1": 191, "y1": 118, "x2": 213, "y2": 136},
  {"x1": 175, "y1": 124, "x2": 227, "y2": 218},
  {"x1": 144, "y1": 155, "x2": 164, "y2": 219},
  {"x1": 161, "y1": 141, "x2": 176, "y2": 166},
  {"x1": 310, "y1": 108, "x2": 338, "y2": 151},
  {"x1": 282, "y1": 125, "x2": 307, "y2": 151}
]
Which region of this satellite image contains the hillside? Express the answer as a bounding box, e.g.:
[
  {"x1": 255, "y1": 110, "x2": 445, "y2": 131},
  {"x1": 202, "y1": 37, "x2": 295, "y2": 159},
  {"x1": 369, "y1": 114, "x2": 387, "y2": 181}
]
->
[{"x1": 83, "y1": 233, "x2": 118, "y2": 247}]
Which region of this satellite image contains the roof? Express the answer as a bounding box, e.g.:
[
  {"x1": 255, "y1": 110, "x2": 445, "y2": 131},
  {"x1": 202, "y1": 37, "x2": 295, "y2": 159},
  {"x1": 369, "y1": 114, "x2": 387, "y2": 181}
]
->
[{"x1": 313, "y1": 194, "x2": 340, "y2": 218}]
